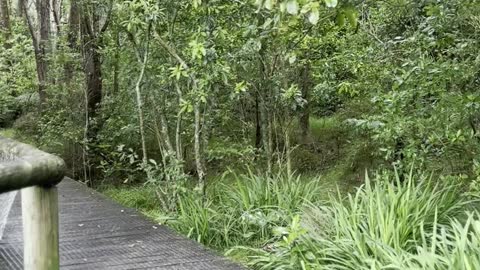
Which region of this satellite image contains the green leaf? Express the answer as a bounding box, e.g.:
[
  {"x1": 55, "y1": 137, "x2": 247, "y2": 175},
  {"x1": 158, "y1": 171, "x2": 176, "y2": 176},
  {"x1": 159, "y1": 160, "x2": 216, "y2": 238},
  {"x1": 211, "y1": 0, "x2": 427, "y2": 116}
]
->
[
  {"x1": 264, "y1": 0, "x2": 273, "y2": 10},
  {"x1": 308, "y1": 9, "x2": 319, "y2": 25},
  {"x1": 192, "y1": 0, "x2": 201, "y2": 8},
  {"x1": 344, "y1": 7, "x2": 358, "y2": 28},
  {"x1": 286, "y1": 0, "x2": 298, "y2": 15},
  {"x1": 279, "y1": 1, "x2": 286, "y2": 12},
  {"x1": 324, "y1": 0, "x2": 337, "y2": 8},
  {"x1": 336, "y1": 13, "x2": 345, "y2": 27},
  {"x1": 273, "y1": 226, "x2": 289, "y2": 236},
  {"x1": 242, "y1": 232, "x2": 255, "y2": 238},
  {"x1": 149, "y1": 159, "x2": 157, "y2": 165},
  {"x1": 288, "y1": 54, "x2": 296, "y2": 64}
]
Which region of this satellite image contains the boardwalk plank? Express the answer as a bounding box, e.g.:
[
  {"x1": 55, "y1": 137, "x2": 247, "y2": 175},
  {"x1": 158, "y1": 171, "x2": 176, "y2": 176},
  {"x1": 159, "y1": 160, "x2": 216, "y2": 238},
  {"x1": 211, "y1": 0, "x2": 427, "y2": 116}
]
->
[{"x1": 0, "y1": 178, "x2": 244, "y2": 270}]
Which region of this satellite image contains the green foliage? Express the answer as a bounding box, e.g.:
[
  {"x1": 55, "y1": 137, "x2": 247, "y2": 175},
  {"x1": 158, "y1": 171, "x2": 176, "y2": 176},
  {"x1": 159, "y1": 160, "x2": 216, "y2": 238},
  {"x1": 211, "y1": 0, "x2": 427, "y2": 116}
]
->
[
  {"x1": 234, "y1": 170, "x2": 476, "y2": 270},
  {"x1": 4, "y1": 0, "x2": 480, "y2": 268},
  {"x1": 0, "y1": 20, "x2": 36, "y2": 96},
  {"x1": 0, "y1": 129, "x2": 15, "y2": 138},
  {"x1": 170, "y1": 170, "x2": 322, "y2": 250},
  {"x1": 102, "y1": 185, "x2": 158, "y2": 211}
]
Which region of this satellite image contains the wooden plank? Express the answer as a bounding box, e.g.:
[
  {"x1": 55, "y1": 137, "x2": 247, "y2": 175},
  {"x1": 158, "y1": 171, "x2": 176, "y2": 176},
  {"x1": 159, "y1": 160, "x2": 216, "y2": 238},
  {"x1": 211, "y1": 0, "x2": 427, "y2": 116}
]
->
[{"x1": 0, "y1": 179, "x2": 244, "y2": 270}]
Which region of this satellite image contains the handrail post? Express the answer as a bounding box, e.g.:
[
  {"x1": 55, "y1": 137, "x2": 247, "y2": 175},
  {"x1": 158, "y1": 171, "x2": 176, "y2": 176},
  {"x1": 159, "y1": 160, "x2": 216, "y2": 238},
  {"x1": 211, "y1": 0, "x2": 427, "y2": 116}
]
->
[
  {"x1": 21, "y1": 185, "x2": 60, "y2": 270},
  {"x1": 0, "y1": 137, "x2": 64, "y2": 269}
]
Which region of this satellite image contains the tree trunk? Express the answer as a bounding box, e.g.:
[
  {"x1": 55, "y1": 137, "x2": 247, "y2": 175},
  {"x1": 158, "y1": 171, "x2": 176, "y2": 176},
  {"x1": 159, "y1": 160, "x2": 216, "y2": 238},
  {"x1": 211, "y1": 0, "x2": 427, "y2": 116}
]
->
[
  {"x1": 113, "y1": 31, "x2": 120, "y2": 94},
  {"x1": 258, "y1": 53, "x2": 272, "y2": 174},
  {"x1": 0, "y1": 0, "x2": 11, "y2": 92},
  {"x1": 299, "y1": 63, "x2": 312, "y2": 144},
  {"x1": 285, "y1": 129, "x2": 292, "y2": 176},
  {"x1": 0, "y1": 0, "x2": 11, "y2": 46},
  {"x1": 174, "y1": 82, "x2": 183, "y2": 161},
  {"x1": 134, "y1": 42, "x2": 149, "y2": 164},
  {"x1": 38, "y1": 0, "x2": 50, "y2": 104},
  {"x1": 80, "y1": 1, "x2": 112, "y2": 136},
  {"x1": 64, "y1": 0, "x2": 79, "y2": 85},
  {"x1": 15, "y1": 0, "x2": 22, "y2": 16},
  {"x1": 255, "y1": 92, "x2": 262, "y2": 149},
  {"x1": 24, "y1": 0, "x2": 51, "y2": 107},
  {"x1": 83, "y1": 41, "x2": 102, "y2": 119},
  {"x1": 259, "y1": 94, "x2": 272, "y2": 174},
  {"x1": 194, "y1": 102, "x2": 206, "y2": 193},
  {"x1": 152, "y1": 95, "x2": 175, "y2": 155}
]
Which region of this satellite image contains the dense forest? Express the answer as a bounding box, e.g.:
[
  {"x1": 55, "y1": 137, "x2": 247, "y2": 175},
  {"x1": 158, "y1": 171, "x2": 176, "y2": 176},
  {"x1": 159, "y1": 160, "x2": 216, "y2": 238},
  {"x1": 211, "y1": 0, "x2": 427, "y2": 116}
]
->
[{"x1": 1, "y1": 0, "x2": 480, "y2": 268}]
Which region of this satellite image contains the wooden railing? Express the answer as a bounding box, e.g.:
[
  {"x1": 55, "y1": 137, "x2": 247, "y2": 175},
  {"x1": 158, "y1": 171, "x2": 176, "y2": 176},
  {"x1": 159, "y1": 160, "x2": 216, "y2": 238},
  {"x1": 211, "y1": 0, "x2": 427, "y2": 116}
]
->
[{"x1": 0, "y1": 136, "x2": 65, "y2": 270}]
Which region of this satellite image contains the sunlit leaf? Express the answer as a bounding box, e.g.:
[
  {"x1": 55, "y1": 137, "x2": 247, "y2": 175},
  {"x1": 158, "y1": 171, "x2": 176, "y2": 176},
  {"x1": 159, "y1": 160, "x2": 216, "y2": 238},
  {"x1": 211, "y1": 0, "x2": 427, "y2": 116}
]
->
[
  {"x1": 264, "y1": 0, "x2": 273, "y2": 10},
  {"x1": 308, "y1": 9, "x2": 319, "y2": 25},
  {"x1": 324, "y1": 0, "x2": 337, "y2": 8},
  {"x1": 286, "y1": 0, "x2": 298, "y2": 15}
]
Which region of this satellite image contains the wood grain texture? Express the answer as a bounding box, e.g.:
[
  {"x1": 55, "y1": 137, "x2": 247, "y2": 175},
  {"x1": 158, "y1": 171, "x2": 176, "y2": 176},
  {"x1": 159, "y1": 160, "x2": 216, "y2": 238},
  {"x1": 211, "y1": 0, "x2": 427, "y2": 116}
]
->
[
  {"x1": 21, "y1": 186, "x2": 59, "y2": 270},
  {"x1": 0, "y1": 137, "x2": 65, "y2": 193}
]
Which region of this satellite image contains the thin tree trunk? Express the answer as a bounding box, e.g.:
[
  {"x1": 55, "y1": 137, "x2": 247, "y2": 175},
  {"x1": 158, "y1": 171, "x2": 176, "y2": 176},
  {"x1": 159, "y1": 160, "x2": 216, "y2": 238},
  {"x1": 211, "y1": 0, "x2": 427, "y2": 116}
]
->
[
  {"x1": 0, "y1": 0, "x2": 11, "y2": 46},
  {"x1": 64, "y1": 0, "x2": 79, "y2": 85},
  {"x1": 82, "y1": 77, "x2": 90, "y2": 184},
  {"x1": 80, "y1": 1, "x2": 112, "y2": 137},
  {"x1": 83, "y1": 40, "x2": 102, "y2": 119},
  {"x1": 299, "y1": 63, "x2": 312, "y2": 144},
  {"x1": 151, "y1": 95, "x2": 174, "y2": 155},
  {"x1": 154, "y1": 32, "x2": 206, "y2": 186},
  {"x1": 23, "y1": 0, "x2": 51, "y2": 107},
  {"x1": 159, "y1": 109, "x2": 174, "y2": 154},
  {"x1": 259, "y1": 94, "x2": 271, "y2": 174},
  {"x1": 134, "y1": 33, "x2": 150, "y2": 164},
  {"x1": 285, "y1": 129, "x2": 292, "y2": 175},
  {"x1": 194, "y1": 102, "x2": 206, "y2": 191},
  {"x1": 255, "y1": 92, "x2": 262, "y2": 149},
  {"x1": 153, "y1": 115, "x2": 167, "y2": 168},
  {"x1": 174, "y1": 82, "x2": 183, "y2": 161},
  {"x1": 38, "y1": 0, "x2": 50, "y2": 104},
  {"x1": 15, "y1": 0, "x2": 23, "y2": 16},
  {"x1": 113, "y1": 31, "x2": 120, "y2": 93}
]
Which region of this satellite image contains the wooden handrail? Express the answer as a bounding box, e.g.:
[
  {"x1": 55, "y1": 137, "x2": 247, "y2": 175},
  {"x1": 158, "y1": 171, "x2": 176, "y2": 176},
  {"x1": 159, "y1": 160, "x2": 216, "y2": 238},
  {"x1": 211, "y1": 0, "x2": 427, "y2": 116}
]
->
[
  {"x1": 0, "y1": 137, "x2": 65, "y2": 193},
  {"x1": 0, "y1": 136, "x2": 64, "y2": 270}
]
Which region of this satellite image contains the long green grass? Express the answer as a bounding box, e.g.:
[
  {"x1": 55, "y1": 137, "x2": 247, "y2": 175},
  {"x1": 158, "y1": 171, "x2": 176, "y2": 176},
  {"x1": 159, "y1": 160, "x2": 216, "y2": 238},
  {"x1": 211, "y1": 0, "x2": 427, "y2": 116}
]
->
[
  {"x1": 171, "y1": 170, "x2": 323, "y2": 250},
  {"x1": 102, "y1": 168, "x2": 480, "y2": 270},
  {"x1": 235, "y1": 171, "x2": 477, "y2": 270}
]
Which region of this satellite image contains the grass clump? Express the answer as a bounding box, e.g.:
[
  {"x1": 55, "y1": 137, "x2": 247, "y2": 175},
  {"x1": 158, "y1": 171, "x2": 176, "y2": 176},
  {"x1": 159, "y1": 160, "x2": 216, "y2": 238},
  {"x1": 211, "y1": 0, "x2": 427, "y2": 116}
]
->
[
  {"x1": 235, "y1": 170, "x2": 476, "y2": 269},
  {"x1": 102, "y1": 185, "x2": 158, "y2": 211},
  {"x1": 171, "y1": 170, "x2": 323, "y2": 250}
]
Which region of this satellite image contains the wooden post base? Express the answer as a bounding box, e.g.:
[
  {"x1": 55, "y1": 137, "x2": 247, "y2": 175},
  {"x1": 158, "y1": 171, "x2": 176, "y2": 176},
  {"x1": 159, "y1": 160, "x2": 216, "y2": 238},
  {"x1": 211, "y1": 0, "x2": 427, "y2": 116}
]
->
[{"x1": 21, "y1": 186, "x2": 59, "y2": 270}]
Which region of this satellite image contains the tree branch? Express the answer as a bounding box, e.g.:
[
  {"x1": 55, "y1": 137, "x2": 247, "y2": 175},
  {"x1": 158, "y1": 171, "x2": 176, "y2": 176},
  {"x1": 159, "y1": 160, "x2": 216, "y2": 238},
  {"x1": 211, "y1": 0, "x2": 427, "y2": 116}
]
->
[{"x1": 154, "y1": 30, "x2": 190, "y2": 71}]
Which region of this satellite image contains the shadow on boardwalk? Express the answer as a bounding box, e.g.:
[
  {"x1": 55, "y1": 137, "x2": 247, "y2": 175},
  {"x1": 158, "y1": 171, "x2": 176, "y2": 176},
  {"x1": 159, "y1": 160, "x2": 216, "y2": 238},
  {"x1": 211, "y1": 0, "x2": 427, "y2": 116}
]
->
[{"x1": 0, "y1": 178, "x2": 244, "y2": 270}]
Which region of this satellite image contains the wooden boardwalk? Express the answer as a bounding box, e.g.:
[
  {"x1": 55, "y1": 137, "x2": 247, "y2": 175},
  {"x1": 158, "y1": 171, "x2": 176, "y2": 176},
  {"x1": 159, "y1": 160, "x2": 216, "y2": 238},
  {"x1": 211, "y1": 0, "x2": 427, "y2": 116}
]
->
[{"x1": 0, "y1": 179, "x2": 244, "y2": 269}]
